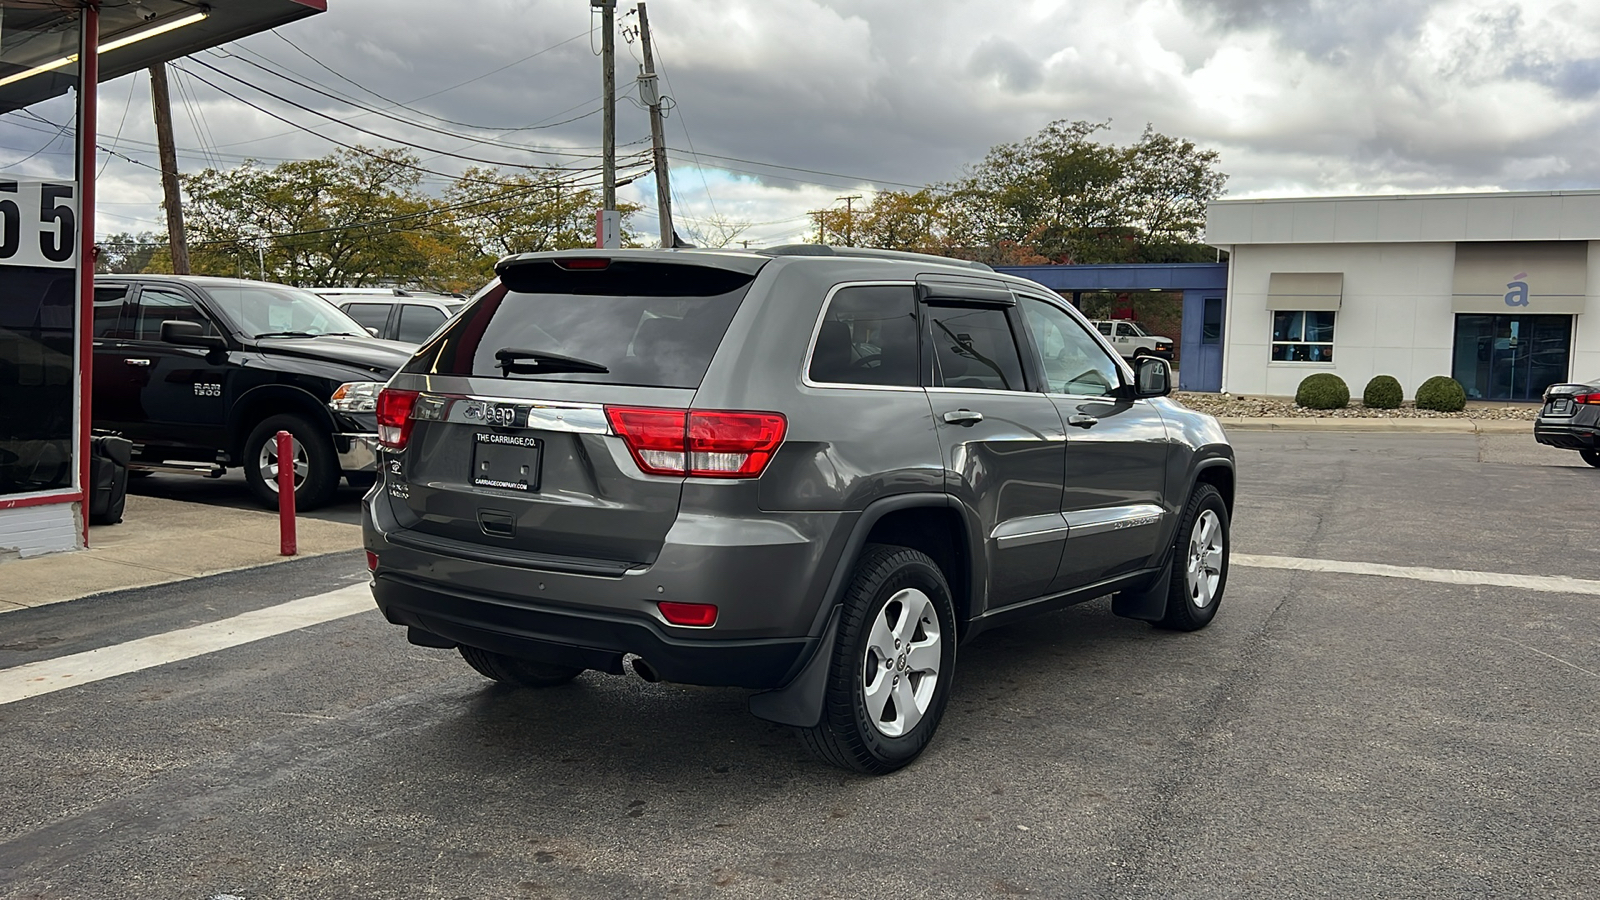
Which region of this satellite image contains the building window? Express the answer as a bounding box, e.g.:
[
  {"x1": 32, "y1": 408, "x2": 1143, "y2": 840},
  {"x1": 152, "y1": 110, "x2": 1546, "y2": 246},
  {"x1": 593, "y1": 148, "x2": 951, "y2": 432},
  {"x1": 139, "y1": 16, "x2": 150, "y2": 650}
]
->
[{"x1": 1271, "y1": 311, "x2": 1335, "y2": 362}]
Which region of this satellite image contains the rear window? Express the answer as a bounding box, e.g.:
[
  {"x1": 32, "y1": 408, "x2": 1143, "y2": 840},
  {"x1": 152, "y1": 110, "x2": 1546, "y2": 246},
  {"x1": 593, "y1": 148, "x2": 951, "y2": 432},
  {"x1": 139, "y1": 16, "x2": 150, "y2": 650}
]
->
[{"x1": 404, "y1": 261, "x2": 756, "y2": 388}]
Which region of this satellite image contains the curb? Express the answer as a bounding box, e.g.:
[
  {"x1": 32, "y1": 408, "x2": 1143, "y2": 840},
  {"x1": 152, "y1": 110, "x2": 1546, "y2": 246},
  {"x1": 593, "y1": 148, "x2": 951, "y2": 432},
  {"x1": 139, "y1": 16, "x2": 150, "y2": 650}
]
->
[{"x1": 1218, "y1": 417, "x2": 1533, "y2": 435}]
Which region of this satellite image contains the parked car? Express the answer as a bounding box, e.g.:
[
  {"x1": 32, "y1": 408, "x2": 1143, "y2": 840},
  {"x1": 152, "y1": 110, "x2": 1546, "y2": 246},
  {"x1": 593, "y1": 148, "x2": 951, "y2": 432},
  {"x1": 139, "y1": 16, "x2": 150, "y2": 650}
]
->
[
  {"x1": 356, "y1": 246, "x2": 1236, "y2": 774},
  {"x1": 1534, "y1": 377, "x2": 1600, "y2": 467},
  {"x1": 92, "y1": 275, "x2": 414, "y2": 510},
  {"x1": 1091, "y1": 319, "x2": 1174, "y2": 361},
  {"x1": 331, "y1": 294, "x2": 466, "y2": 345}
]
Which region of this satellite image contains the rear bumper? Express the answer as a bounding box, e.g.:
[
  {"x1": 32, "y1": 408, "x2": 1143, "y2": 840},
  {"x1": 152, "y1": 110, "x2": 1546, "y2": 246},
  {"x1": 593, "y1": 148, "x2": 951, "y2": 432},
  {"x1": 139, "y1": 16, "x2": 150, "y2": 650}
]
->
[
  {"x1": 1534, "y1": 420, "x2": 1599, "y2": 451},
  {"x1": 373, "y1": 573, "x2": 812, "y2": 688},
  {"x1": 335, "y1": 433, "x2": 379, "y2": 472}
]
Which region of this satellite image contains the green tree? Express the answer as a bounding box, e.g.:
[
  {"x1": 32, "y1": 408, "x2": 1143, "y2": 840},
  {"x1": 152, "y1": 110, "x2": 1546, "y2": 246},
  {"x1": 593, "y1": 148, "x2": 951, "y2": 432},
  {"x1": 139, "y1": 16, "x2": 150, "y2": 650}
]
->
[
  {"x1": 182, "y1": 147, "x2": 464, "y2": 288},
  {"x1": 96, "y1": 231, "x2": 163, "y2": 274},
  {"x1": 444, "y1": 167, "x2": 640, "y2": 272}
]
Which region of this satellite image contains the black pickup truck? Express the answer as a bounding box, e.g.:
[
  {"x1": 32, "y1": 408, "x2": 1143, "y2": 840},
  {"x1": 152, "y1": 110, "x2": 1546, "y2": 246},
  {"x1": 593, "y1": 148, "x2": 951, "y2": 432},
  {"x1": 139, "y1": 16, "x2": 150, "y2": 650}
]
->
[{"x1": 92, "y1": 275, "x2": 412, "y2": 510}]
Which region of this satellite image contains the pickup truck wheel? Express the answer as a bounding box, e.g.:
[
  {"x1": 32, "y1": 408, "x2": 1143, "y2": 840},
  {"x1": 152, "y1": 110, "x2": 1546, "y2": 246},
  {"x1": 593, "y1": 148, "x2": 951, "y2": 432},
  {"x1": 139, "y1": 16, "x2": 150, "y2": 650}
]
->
[
  {"x1": 1157, "y1": 483, "x2": 1229, "y2": 631},
  {"x1": 798, "y1": 544, "x2": 956, "y2": 775},
  {"x1": 1580, "y1": 449, "x2": 1600, "y2": 468},
  {"x1": 459, "y1": 645, "x2": 584, "y2": 687},
  {"x1": 242, "y1": 414, "x2": 340, "y2": 511}
]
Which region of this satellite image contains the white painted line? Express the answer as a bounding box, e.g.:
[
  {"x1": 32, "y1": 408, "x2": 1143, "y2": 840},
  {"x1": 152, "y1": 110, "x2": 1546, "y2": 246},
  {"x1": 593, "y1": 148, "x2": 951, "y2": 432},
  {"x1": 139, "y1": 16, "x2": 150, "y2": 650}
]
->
[
  {"x1": 1234, "y1": 554, "x2": 1600, "y2": 597},
  {"x1": 0, "y1": 585, "x2": 373, "y2": 706}
]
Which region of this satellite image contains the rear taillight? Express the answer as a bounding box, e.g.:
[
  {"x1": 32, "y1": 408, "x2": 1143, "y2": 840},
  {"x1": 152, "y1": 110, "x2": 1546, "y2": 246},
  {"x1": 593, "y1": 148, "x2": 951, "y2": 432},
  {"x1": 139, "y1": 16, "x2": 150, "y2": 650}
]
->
[
  {"x1": 605, "y1": 407, "x2": 787, "y2": 478},
  {"x1": 1576, "y1": 392, "x2": 1600, "y2": 405},
  {"x1": 376, "y1": 388, "x2": 420, "y2": 450}
]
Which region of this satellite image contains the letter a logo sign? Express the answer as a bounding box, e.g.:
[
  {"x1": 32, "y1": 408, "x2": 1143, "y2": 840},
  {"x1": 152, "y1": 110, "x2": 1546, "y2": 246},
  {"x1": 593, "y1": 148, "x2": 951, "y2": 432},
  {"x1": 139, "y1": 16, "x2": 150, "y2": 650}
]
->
[{"x1": 1504, "y1": 272, "x2": 1531, "y2": 307}]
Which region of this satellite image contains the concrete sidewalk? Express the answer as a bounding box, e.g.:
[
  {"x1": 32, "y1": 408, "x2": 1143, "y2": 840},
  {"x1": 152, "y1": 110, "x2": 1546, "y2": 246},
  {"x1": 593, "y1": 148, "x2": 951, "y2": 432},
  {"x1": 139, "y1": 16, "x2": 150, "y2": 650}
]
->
[
  {"x1": 1219, "y1": 416, "x2": 1532, "y2": 434},
  {"x1": 0, "y1": 494, "x2": 362, "y2": 613}
]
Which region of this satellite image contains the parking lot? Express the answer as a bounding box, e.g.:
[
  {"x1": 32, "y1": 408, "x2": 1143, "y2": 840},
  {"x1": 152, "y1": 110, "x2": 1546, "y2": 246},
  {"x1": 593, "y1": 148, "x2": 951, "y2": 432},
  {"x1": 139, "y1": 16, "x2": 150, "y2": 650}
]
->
[{"x1": 1, "y1": 431, "x2": 1597, "y2": 899}]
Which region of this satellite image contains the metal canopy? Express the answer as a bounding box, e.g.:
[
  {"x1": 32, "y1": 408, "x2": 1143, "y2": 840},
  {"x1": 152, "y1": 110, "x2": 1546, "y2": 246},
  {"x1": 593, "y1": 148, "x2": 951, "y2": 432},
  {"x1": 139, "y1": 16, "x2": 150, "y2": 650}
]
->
[{"x1": 0, "y1": 0, "x2": 325, "y2": 114}]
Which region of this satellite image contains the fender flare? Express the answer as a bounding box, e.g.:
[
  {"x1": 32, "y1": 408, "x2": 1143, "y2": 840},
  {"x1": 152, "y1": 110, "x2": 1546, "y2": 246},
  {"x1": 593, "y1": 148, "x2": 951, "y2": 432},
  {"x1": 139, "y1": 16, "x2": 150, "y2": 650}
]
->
[
  {"x1": 228, "y1": 384, "x2": 337, "y2": 457},
  {"x1": 748, "y1": 492, "x2": 972, "y2": 728}
]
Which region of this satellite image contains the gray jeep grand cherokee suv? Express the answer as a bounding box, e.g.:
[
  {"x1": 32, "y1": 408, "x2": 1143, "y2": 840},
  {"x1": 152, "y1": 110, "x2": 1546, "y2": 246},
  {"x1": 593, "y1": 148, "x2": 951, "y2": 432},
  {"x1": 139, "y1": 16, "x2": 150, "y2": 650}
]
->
[{"x1": 362, "y1": 246, "x2": 1235, "y2": 773}]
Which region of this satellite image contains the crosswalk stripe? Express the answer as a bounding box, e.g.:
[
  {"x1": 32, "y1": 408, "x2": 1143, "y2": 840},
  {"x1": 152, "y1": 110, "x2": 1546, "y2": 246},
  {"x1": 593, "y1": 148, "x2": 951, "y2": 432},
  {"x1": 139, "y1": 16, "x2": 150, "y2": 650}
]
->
[
  {"x1": 1233, "y1": 554, "x2": 1600, "y2": 597},
  {"x1": 0, "y1": 585, "x2": 373, "y2": 706}
]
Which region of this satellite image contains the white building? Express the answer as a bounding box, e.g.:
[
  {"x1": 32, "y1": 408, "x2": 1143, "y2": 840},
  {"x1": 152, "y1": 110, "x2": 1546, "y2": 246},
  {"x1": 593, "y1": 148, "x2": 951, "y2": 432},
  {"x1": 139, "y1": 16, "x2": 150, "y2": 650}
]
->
[{"x1": 1206, "y1": 190, "x2": 1600, "y2": 402}]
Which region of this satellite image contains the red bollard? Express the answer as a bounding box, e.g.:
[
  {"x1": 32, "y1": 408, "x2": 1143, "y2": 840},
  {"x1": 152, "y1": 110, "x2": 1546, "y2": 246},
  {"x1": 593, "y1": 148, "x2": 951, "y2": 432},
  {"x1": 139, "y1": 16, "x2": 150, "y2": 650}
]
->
[{"x1": 277, "y1": 430, "x2": 297, "y2": 556}]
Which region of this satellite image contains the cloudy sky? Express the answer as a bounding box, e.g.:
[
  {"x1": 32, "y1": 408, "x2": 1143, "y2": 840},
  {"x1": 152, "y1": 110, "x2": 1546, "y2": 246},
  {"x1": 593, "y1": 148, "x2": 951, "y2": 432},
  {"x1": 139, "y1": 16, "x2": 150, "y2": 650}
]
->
[{"x1": 8, "y1": 0, "x2": 1600, "y2": 247}]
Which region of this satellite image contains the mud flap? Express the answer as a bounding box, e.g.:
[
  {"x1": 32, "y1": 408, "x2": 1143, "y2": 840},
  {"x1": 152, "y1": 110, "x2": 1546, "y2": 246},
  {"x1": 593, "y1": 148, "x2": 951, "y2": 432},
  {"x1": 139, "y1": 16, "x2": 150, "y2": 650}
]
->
[
  {"x1": 1112, "y1": 557, "x2": 1172, "y2": 622},
  {"x1": 747, "y1": 605, "x2": 841, "y2": 728}
]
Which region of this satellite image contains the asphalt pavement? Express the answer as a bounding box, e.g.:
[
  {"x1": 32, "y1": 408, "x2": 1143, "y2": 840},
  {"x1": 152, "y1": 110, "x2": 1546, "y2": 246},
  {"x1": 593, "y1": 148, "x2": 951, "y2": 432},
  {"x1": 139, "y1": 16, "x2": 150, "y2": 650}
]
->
[{"x1": 1, "y1": 432, "x2": 1597, "y2": 898}]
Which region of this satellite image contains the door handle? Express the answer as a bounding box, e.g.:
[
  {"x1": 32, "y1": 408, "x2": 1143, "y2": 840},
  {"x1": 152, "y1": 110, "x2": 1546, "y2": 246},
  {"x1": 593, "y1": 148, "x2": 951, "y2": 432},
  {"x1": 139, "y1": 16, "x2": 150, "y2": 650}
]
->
[
  {"x1": 124, "y1": 358, "x2": 151, "y2": 367},
  {"x1": 942, "y1": 409, "x2": 984, "y2": 426},
  {"x1": 1068, "y1": 414, "x2": 1098, "y2": 428}
]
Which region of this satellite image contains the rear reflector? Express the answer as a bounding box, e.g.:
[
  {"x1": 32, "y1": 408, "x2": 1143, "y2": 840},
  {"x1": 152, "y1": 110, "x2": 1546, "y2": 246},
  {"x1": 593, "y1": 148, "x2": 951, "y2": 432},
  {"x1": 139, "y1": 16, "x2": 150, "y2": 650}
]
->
[
  {"x1": 377, "y1": 388, "x2": 420, "y2": 450},
  {"x1": 606, "y1": 406, "x2": 786, "y2": 478},
  {"x1": 658, "y1": 601, "x2": 717, "y2": 627},
  {"x1": 366, "y1": 551, "x2": 378, "y2": 571}
]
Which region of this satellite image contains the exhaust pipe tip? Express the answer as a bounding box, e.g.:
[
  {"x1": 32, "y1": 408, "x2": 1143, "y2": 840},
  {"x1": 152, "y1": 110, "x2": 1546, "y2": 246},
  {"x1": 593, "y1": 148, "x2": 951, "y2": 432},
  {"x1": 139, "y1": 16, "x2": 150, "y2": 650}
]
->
[{"x1": 630, "y1": 656, "x2": 661, "y2": 683}]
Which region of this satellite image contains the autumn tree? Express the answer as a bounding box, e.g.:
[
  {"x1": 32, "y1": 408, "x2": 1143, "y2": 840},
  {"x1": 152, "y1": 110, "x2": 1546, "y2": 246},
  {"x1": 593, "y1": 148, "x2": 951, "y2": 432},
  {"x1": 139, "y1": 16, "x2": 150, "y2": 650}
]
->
[
  {"x1": 182, "y1": 147, "x2": 468, "y2": 289},
  {"x1": 444, "y1": 167, "x2": 641, "y2": 278},
  {"x1": 96, "y1": 232, "x2": 163, "y2": 274}
]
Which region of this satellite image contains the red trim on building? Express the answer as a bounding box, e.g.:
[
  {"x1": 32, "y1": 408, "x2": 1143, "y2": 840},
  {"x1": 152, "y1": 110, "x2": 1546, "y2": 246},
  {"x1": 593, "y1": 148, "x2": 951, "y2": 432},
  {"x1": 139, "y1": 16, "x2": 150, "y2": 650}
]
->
[
  {"x1": 0, "y1": 491, "x2": 82, "y2": 512},
  {"x1": 76, "y1": 4, "x2": 99, "y2": 548}
]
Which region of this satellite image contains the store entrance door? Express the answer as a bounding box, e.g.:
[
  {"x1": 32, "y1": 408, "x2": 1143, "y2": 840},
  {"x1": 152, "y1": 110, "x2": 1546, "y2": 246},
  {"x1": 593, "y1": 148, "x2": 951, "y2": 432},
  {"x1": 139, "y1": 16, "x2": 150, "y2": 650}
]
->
[{"x1": 1451, "y1": 314, "x2": 1572, "y2": 402}]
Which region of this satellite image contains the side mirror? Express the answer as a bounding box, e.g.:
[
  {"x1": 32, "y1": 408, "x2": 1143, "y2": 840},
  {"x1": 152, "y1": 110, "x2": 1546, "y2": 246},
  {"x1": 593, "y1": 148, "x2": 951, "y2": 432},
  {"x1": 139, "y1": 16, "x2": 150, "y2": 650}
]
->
[
  {"x1": 1133, "y1": 356, "x2": 1171, "y2": 398},
  {"x1": 160, "y1": 320, "x2": 226, "y2": 351},
  {"x1": 366, "y1": 326, "x2": 381, "y2": 338}
]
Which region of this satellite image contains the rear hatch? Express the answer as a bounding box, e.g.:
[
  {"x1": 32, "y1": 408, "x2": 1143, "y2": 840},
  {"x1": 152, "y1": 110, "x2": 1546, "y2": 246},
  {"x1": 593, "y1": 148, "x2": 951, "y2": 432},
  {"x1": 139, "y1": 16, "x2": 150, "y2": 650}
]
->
[{"x1": 380, "y1": 254, "x2": 767, "y2": 572}]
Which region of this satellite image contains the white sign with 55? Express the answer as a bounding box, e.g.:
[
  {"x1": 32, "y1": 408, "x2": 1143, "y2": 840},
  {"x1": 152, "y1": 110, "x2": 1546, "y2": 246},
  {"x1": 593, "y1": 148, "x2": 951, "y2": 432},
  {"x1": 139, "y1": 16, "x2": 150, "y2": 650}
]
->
[{"x1": 0, "y1": 178, "x2": 78, "y2": 269}]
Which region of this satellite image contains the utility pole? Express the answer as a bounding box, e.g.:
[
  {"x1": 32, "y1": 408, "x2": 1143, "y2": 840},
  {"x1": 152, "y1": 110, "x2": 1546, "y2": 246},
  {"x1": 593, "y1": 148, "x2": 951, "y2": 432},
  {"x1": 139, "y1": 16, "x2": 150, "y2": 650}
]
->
[
  {"x1": 148, "y1": 64, "x2": 190, "y2": 274},
  {"x1": 838, "y1": 194, "x2": 862, "y2": 246},
  {"x1": 594, "y1": 0, "x2": 619, "y2": 248},
  {"x1": 636, "y1": 2, "x2": 674, "y2": 248}
]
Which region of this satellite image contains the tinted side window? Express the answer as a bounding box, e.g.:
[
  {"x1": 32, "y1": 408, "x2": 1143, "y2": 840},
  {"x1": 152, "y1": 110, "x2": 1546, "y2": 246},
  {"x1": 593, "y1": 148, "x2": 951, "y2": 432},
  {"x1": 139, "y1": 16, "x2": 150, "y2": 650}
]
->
[
  {"x1": 1095, "y1": 321, "x2": 1113, "y2": 336},
  {"x1": 344, "y1": 303, "x2": 392, "y2": 333},
  {"x1": 135, "y1": 288, "x2": 215, "y2": 341},
  {"x1": 93, "y1": 285, "x2": 131, "y2": 338},
  {"x1": 1022, "y1": 297, "x2": 1121, "y2": 397},
  {"x1": 1116, "y1": 322, "x2": 1138, "y2": 337},
  {"x1": 925, "y1": 305, "x2": 1026, "y2": 392},
  {"x1": 396, "y1": 305, "x2": 448, "y2": 343},
  {"x1": 807, "y1": 285, "x2": 919, "y2": 387}
]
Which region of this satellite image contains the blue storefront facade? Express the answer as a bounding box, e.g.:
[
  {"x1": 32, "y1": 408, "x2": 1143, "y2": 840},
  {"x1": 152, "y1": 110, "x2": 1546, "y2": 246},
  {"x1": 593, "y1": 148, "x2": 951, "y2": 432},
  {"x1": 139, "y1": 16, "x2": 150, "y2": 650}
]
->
[{"x1": 995, "y1": 263, "x2": 1229, "y2": 392}]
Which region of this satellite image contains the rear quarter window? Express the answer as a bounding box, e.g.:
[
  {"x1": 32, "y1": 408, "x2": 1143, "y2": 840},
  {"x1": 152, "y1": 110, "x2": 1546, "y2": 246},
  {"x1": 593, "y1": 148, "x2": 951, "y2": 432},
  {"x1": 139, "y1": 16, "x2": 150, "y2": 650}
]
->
[{"x1": 405, "y1": 260, "x2": 757, "y2": 388}]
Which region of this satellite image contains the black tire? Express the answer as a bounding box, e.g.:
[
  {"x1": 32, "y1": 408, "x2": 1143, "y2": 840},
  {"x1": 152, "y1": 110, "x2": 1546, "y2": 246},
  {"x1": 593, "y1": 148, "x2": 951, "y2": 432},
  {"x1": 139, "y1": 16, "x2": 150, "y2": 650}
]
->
[
  {"x1": 459, "y1": 645, "x2": 584, "y2": 687},
  {"x1": 798, "y1": 544, "x2": 957, "y2": 775},
  {"x1": 1156, "y1": 483, "x2": 1230, "y2": 631},
  {"x1": 242, "y1": 414, "x2": 340, "y2": 512},
  {"x1": 1581, "y1": 449, "x2": 1600, "y2": 468}
]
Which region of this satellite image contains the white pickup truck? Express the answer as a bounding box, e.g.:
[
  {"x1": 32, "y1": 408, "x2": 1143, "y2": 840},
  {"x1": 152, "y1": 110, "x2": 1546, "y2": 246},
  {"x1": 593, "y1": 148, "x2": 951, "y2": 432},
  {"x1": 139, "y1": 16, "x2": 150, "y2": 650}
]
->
[{"x1": 1091, "y1": 319, "x2": 1175, "y2": 362}]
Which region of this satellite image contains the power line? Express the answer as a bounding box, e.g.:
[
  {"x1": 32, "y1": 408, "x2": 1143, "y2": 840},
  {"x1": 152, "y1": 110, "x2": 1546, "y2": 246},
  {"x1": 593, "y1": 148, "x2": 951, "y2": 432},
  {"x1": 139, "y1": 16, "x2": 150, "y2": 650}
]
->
[
  {"x1": 173, "y1": 63, "x2": 643, "y2": 187},
  {"x1": 178, "y1": 58, "x2": 610, "y2": 172}
]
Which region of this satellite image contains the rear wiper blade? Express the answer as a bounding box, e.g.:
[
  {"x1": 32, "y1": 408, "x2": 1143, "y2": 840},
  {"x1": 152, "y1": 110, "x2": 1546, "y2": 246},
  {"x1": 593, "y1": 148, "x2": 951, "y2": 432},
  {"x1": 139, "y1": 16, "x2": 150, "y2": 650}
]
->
[{"x1": 494, "y1": 348, "x2": 610, "y2": 375}]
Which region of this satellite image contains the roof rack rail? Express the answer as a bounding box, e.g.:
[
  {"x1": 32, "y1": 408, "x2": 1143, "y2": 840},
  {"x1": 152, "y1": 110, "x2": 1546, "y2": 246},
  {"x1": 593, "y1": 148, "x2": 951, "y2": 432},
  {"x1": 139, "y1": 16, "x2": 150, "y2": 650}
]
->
[{"x1": 756, "y1": 244, "x2": 993, "y2": 272}]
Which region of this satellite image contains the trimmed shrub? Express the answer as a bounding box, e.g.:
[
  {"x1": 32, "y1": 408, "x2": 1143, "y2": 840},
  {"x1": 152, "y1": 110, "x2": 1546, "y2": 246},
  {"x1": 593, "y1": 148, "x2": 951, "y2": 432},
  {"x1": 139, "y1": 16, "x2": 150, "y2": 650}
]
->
[
  {"x1": 1362, "y1": 375, "x2": 1403, "y2": 409},
  {"x1": 1295, "y1": 373, "x2": 1350, "y2": 410},
  {"x1": 1415, "y1": 375, "x2": 1467, "y2": 412}
]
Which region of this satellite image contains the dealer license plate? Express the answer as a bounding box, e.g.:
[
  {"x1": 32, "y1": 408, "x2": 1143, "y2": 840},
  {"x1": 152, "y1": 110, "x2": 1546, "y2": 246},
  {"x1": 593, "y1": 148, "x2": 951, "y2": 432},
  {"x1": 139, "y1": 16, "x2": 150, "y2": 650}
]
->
[{"x1": 472, "y1": 432, "x2": 541, "y2": 492}]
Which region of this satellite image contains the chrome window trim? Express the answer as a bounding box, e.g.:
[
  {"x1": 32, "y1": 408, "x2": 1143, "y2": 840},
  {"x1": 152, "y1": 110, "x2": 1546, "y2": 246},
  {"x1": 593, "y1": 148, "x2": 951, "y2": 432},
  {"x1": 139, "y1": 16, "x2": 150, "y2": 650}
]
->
[
  {"x1": 1064, "y1": 504, "x2": 1165, "y2": 539},
  {"x1": 799, "y1": 280, "x2": 924, "y2": 393},
  {"x1": 414, "y1": 392, "x2": 612, "y2": 434}
]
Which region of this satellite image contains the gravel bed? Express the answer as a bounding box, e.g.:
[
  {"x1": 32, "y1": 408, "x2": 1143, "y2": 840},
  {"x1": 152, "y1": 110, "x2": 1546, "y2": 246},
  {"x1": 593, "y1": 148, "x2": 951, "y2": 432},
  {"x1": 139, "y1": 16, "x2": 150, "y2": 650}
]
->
[{"x1": 1171, "y1": 392, "x2": 1540, "y2": 420}]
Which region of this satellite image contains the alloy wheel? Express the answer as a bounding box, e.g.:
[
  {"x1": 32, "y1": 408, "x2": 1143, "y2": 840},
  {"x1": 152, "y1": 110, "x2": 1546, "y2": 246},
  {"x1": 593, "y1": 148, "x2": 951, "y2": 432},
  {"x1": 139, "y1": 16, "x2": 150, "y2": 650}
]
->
[
  {"x1": 1185, "y1": 509, "x2": 1224, "y2": 608},
  {"x1": 861, "y1": 587, "x2": 942, "y2": 738},
  {"x1": 258, "y1": 433, "x2": 309, "y2": 494}
]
